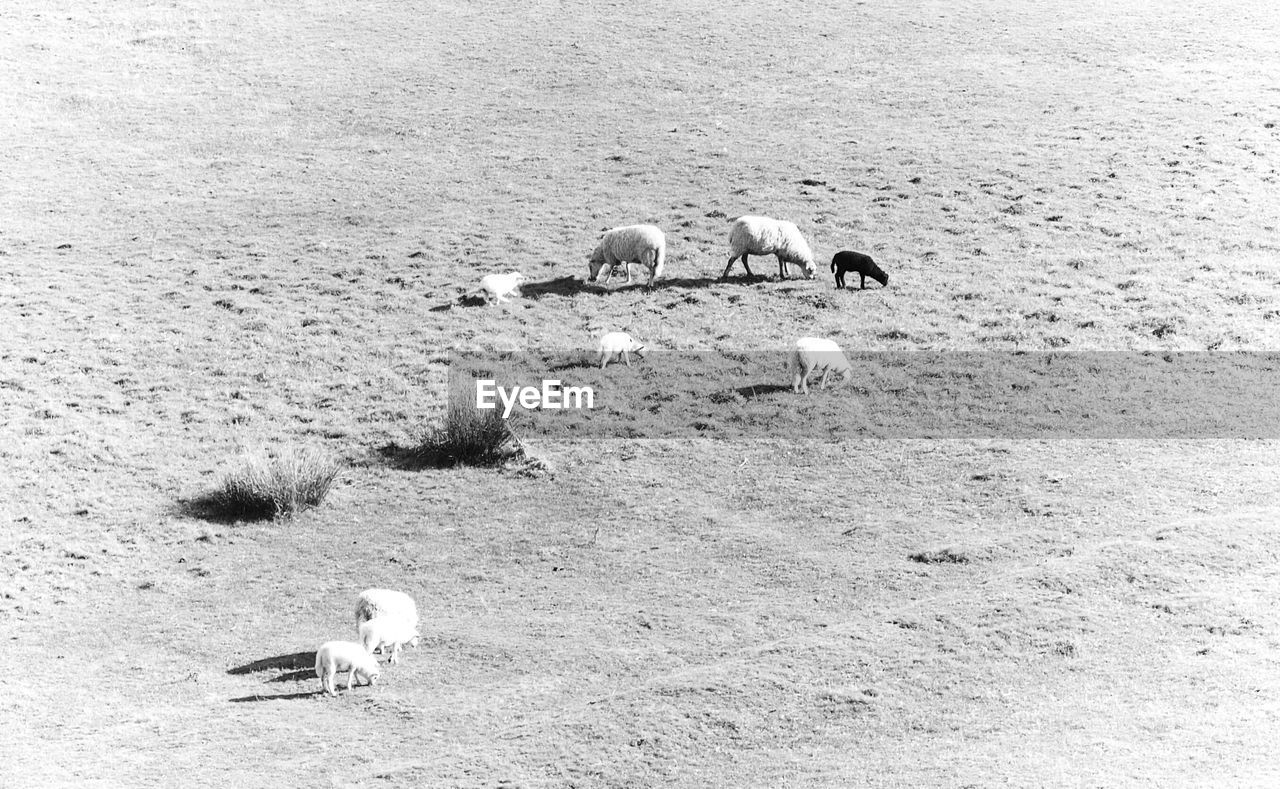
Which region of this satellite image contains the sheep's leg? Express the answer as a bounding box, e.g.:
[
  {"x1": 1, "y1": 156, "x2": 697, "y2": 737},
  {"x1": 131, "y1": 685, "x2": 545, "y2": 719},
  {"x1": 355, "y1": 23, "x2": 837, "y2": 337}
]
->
[
  {"x1": 835, "y1": 270, "x2": 845, "y2": 289},
  {"x1": 721, "y1": 254, "x2": 740, "y2": 278},
  {"x1": 389, "y1": 644, "x2": 401, "y2": 665},
  {"x1": 347, "y1": 669, "x2": 356, "y2": 691},
  {"x1": 792, "y1": 371, "x2": 803, "y2": 394},
  {"x1": 622, "y1": 350, "x2": 632, "y2": 367},
  {"x1": 819, "y1": 369, "x2": 831, "y2": 390},
  {"x1": 599, "y1": 351, "x2": 609, "y2": 369},
  {"x1": 803, "y1": 362, "x2": 817, "y2": 393},
  {"x1": 778, "y1": 256, "x2": 787, "y2": 280},
  {"x1": 741, "y1": 254, "x2": 754, "y2": 276},
  {"x1": 860, "y1": 273, "x2": 867, "y2": 289}
]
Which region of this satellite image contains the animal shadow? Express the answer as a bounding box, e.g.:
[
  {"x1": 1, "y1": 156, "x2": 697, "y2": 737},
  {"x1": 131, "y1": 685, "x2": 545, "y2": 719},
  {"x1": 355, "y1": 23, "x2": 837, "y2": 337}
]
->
[
  {"x1": 229, "y1": 690, "x2": 322, "y2": 703},
  {"x1": 733, "y1": 383, "x2": 792, "y2": 399},
  {"x1": 520, "y1": 276, "x2": 590, "y2": 299},
  {"x1": 227, "y1": 651, "x2": 315, "y2": 676},
  {"x1": 520, "y1": 274, "x2": 772, "y2": 300}
]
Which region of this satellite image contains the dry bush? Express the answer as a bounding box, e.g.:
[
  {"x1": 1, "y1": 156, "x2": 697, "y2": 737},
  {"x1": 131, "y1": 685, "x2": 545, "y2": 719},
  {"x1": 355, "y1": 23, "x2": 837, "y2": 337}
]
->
[
  {"x1": 202, "y1": 448, "x2": 343, "y2": 520},
  {"x1": 412, "y1": 392, "x2": 523, "y2": 468}
]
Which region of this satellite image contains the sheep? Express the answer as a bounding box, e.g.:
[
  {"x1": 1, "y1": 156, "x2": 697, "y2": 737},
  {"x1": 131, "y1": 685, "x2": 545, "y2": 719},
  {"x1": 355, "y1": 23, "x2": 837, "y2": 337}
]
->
[
  {"x1": 831, "y1": 251, "x2": 889, "y2": 289},
  {"x1": 471, "y1": 271, "x2": 527, "y2": 304},
  {"x1": 789, "y1": 337, "x2": 853, "y2": 394},
  {"x1": 588, "y1": 225, "x2": 666, "y2": 287},
  {"x1": 722, "y1": 215, "x2": 816, "y2": 280},
  {"x1": 314, "y1": 640, "x2": 381, "y2": 696},
  {"x1": 355, "y1": 589, "x2": 418, "y2": 654},
  {"x1": 597, "y1": 331, "x2": 647, "y2": 369},
  {"x1": 358, "y1": 615, "x2": 421, "y2": 665}
]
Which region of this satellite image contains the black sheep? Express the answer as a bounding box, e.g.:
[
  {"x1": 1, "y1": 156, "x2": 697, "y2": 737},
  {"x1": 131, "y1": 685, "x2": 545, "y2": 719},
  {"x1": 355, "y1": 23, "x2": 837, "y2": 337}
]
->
[{"x1": 831, "y1": 251, "x2": 889, "y2": 289}]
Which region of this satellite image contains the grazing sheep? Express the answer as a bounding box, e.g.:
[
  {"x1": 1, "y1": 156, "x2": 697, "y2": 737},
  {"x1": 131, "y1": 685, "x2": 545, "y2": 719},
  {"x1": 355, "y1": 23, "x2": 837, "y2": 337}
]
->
[
  {"x1": 597, "y1": 331, "x2": 647, "y2": 369},
  {"x1": 789, "y1": 337, "x2": 853, "y2": 394},
  {"x1": 472, "y1": 271, "x2": 527, "y2": 304},
  {"x1": 831, "y1": 251, "x2": 889, "y2": 289},
  {"x1": 359, "y1": 615, "x2": 421, "y2": 665},
  {"x1": 315, "y1": 640, "x2": 381, "y2": 696},
  {"x1": 722, "y1": 215, "x2": 816, "y2": 280},
  {"x1": 588, "y1": 225, "x2": 666, "y2": 287},
  {"x1": 355, "y1": 589, "x2": 418, "y2": 655}
]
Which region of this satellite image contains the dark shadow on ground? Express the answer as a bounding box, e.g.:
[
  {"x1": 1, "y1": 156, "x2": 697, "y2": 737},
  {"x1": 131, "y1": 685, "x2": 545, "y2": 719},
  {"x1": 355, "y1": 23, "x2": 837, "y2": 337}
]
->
[
  {"x1": 170, "y1": 496, "x2": 275, "y2": 525},
  {"x1": 733, "y1": 383, "x2": 793, "y2": 399},
  {"x1": 227, "y1": 651, "x2": 315, "y2": 675},
  {"x1": 229, "y1": 690, "x2": 322, "y2": 703},
  {"x1": 520, "y1": 274, "x2": 780, "y2": 299},
  {"x1": 269, "y1": 668, "x2": 320, "y2": 683},
  {"x1": 368, "y1": 440, "x2": 521, "y2": 471}
]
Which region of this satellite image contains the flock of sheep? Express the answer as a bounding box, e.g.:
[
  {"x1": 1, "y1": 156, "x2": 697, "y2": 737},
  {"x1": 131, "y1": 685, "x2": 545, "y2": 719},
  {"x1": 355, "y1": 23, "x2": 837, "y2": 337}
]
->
[
  {"x1": 315, "y1": 588, "x2": 420, "y2": 695},
  {"x1": 319, "y1": 219, "x2": 884, "y2": 696},
  {"x1": 471, "y1": 214, "x2": 890, "y2": 394}
]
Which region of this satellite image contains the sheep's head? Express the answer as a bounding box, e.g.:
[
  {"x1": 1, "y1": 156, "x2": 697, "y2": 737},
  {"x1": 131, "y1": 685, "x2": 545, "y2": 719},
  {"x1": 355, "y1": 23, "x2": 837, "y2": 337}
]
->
[
  {"x1": 799, "y1": 258, "x2": 817, "y2": 279},
  {"x1": 587, "y1": 248, "x2": 607, "y2": 281},
  {"x1": 359, "y1": 665, "x2": 382, "y2": 686},
  {"x1": 632, "y1": 343, "x2": 648, "y2": 359},
  {"x1": 871, "y1": 267, "x2": 889, "y2": 287}
]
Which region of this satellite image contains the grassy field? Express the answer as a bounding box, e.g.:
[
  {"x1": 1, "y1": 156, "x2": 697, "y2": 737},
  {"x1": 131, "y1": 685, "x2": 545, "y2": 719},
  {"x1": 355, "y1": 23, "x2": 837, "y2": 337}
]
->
[{"x1": 3, "y1": 0, "x2": 1279, "y2": 785}]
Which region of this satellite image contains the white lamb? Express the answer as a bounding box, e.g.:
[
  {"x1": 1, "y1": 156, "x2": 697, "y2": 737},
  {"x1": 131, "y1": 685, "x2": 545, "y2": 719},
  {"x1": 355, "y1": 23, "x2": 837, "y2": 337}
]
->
[
  {"x1": 359, "y1": 615, "x2": 421, "y2": 665},
  {"x1": 789, "y1": 337, "x2": 853, "y2": 393},
  {"x1": 597, "y1": 331, "x2": 647, "y2": 369},
  {"x1": 722, "y1": 215, "x2": 816, "y2": 280},
  {"x1": 314, "y1": 640, "x2": 381, "y2": 696},
  {"x1": 472, "y1": 271, "x2": 527, "y2": 304},
  {"x1": 355, "y1": 588, "x2": 419, "y2": 654},
  {"x1": 588, "y1": 225, "x2": 666, "y2": 287}
]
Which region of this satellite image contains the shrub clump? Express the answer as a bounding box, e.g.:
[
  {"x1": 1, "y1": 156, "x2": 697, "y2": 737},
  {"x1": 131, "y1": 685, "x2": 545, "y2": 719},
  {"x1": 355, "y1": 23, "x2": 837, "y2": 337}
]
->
[
  {"x1": 908, "y1": 547, "x2": 972, "y2": 565},
  {"x1": 413, "y1": 397, "x2": 523, "y2": 468},
  {"x1": 205, "y1": 448, "x2": 343, "y2": 520}
]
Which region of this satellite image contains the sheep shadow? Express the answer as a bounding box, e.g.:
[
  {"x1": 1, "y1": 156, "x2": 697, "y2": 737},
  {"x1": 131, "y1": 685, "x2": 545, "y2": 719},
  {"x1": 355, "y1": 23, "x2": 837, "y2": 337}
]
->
[
  {"x1": 519, "y1": 273, "x2": 776, "y2": 300},
  {"x1": 229, "y1": 690, "x2": 322, "y2": 703},
  {"x1": 732, "y1": 383, "x2": 792, "y2": 399},
  {"x1": 228, "y1": 651, "x2": 315, "y2": 676}
]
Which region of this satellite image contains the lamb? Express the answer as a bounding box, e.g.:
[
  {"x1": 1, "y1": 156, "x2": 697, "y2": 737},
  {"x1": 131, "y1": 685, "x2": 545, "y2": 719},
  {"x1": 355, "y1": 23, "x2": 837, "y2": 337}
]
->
[
  {"x1": 355, "y1": 589, "x2": 419, "y2": 655},
  {"x1": 722, "y1": 215, "x2": 816, "y2": 280},
  {"x1": 471, "y1": 271, "x2": 527, "y2": 304},
  {"x1": 597, "y1": 331, "x2": 647, "y2": 369},
  {"x1": 358, "y1": 615, "x2": 421, "y2": 665},
  {"x1": 314, "y1": 640, "x2": 381, "y2": 696},
  {"x1": 588, "y1": 225, "x2": 666, "y2": 287},
  {"x1": 789, "y1": 337, "x2": 853, "y2": 394},
  {"x1": 831, "y1": 250, "x2": 889, "y2": 289}
]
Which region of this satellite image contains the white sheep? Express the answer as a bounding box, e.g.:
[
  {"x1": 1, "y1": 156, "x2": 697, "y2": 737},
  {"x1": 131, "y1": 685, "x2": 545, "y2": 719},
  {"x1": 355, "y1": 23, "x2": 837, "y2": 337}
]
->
[
  {"x1": 597, "y1": 331, "x2": 647, "y2": 369},
  {"x1": 789, "y1": 337, "x2": 853, "y2": 393},
  {"x1": 314, "y1": 640, "x2": 381, "y2": 696},
  {"x1": 722, "y1": 215, "x2": 816, "y2": 280},
  {"x1": 358, "y1": 615, "x2": 421, "y2": 665},
  {"x1": 355, "y1": 589, "x2": 419, "y2": 654},
  {"x1": 471, "y1": 271, "x2": 527, "y2": 304},
  {"x1": 588, "y1": 225, "x2": 666, "y2": 287}
]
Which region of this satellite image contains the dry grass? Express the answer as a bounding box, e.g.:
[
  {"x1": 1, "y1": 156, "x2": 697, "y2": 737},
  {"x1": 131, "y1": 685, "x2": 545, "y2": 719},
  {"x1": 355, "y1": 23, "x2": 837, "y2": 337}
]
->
[
  {"x1": 196, "y1": 448, "x2": 342, "y2": 521},
  {"x1": 411, "y1": 393, "x2": 523, "y2": 468}
]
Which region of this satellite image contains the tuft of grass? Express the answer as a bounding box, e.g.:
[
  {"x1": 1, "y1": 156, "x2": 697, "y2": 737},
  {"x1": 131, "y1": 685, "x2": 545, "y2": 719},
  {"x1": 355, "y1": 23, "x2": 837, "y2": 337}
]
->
[
  {"x1": 412, "y1": 394, "x2": 524, "y2": 468},
  {"x1": 200, "y1": 448, "x2": 343, "y2": 521},
  {"x1": 908, "y1": 547, "x2": 973, "y2": 565}
]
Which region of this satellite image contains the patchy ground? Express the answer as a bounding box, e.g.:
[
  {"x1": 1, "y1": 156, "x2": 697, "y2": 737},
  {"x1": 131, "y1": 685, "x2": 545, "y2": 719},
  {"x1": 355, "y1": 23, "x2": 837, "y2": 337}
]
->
[{"x1": 2, "y1": 0, "x2": 1279, "y2": 786}]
